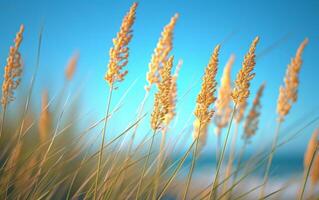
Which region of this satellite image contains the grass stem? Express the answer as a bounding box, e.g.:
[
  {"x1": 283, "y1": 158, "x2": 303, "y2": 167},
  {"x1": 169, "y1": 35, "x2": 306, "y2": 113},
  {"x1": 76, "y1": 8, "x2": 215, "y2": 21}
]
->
[{"x1": 93, "y1": 84, "x2": 114, "y2": 200}]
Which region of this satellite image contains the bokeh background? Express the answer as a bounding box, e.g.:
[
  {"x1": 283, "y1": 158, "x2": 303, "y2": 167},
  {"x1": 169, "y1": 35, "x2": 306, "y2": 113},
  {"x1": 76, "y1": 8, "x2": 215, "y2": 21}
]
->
[{"x1": 1, "y1": 0, "x2": 319, "y2": 188}]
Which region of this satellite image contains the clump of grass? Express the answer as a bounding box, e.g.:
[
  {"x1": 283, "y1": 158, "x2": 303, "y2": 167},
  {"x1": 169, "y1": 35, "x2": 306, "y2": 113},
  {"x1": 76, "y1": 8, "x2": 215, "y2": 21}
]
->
[{"x1": 0, "y1": 5, "x2": 316, "y2": 200}]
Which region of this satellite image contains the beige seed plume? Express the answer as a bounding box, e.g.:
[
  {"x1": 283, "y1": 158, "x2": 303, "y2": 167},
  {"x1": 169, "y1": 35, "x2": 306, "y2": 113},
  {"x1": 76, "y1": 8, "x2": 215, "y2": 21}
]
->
[
  {"x1": 193, "y1": 45, "x2": 220, "y2": 144},
  {"x1": 164, "y1": 59, "x2": 182, "y2": 125},
  {"x1": 214, "y1": 55, "x2": 234, "y2": 135},
  {"x1": 235, "y1": 101, "x2": 247, "y2": 123},
  {"x1": 310, "y1": 153, "x2": 319, "y2": 185},
  {"x1": 1, "y1": 25, "x2": 24, "y2": 106},
  {"x1": 105, "y1": 2, "x2": 137, "y2": 86},
  {"x1": 39, "y1": 90, "x2": 52, "y2": 143},
  {"x1": 243, "y1": 83, "x2": 265, "y2": 141},
  {"x1": 304, "y1": 129, "x2": 318, "y2": 168},
  {"x1": 65, "y1": 53, "x2": 79, "y2": 81},
  {"x1": 151, "y1": 56, "x2": 174, "y2": 131},
  {"x1": 231, "y1": 37, "x2": 259, "y2": 105},
  {"x1": 145, "y1": 14, "x2": 179, "y2": 91},
  {"x1": 277, "y1": 38, "x2": 308, "y2": 122}
]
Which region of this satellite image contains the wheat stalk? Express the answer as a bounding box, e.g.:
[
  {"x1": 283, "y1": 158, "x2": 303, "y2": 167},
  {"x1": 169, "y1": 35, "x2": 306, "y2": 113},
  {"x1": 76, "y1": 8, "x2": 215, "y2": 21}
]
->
[
  {"x1": 94, "y1": 3, "x2": 137, "y2": 200},
  {"x1": 183, "y1": 44, "x2": 220, "y2": 200},
  {"x1": 260, "y1": 38, "x2": 308, "y2": 198},
  {"x1": 209, "y1": 37, "x2": 259, "y2": 200}
]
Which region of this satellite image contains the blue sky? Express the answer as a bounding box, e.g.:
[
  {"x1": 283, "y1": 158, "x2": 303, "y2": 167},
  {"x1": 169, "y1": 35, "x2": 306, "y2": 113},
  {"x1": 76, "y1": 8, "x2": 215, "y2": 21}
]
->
[{"x1": 0, "y1": 0, "x2": 319, "y2": 157}]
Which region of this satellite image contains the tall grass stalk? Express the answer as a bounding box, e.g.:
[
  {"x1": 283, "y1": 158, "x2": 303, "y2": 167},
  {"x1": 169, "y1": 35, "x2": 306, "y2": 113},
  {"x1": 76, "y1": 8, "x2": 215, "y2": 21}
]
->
[
  {"x1": 17, "y1": 27, "x2": 43, "y2": 141},
  {"x1": 157, "y1": 138, "x2": 197, "y2": 200},
  {"x1": 30, "y1": 94, "x2": 70, "y2": 198},
  {"x1": 259, "y1": 121, "x2": 282, "y2": 198},
  {"x1": 209, "y1": 104, "x2": 237, "y2": 199},
  {"x1": 298, "y1": 145, "x2": 318, "y2": 200},
  {"x1": 182, "y1": 130, "x2": 201, "y2": 200},
  {"x1": 152, "y1": 127, "x2": 167, "y2": 200},
  {"x1": 229, "y1": 139, "x2": 248, "y2": 198},
  {"x1": 222, "y1": 121, "x2": 239, "y2": 199},
  {"x1": 0, "y1": 105, "x2": 7, "y2": 139},
  {"x1": 135, "y1": 129, "x2": 156, "y2": 200},
  {"x1": 93, "y1": 84, "x2": 114, "y2": 200},
  {"x1": 129, "y1": 91, "x2": 150, "y2": 154}
]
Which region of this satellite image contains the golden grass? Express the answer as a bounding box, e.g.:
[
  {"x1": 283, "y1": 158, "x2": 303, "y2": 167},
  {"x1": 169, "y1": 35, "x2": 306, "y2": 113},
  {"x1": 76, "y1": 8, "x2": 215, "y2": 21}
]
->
[
  {"x1": 215, "y1": 55, "x2": 234, "y2": 135},
  {"x1": 243, "y1": 83, "x2": 265, "y2": 140},
  {"x1": 145, "y1": 14, "x2": 179, "y2": 92},
  {"x1": 65, "y1": 53, "x2": 79, "y2": 81},
  {"x1": 0, "y1": 4, "x2": 318, "y2": 200},
  {"x1": 105, "y1": 2, "x2": 137, "y2": 86},
  {"x1": 261, "y1": 38, "x2": 309, "y2": 198},
  {"x1": 231, "y1": 37, "x2": 259, "y2": 105},
  {"x1": 277, "y1": 38, "x2": 308, "y2": 122},
  {"x1": 1, "y1": 25, "x2": 24, "y2": 106},
  {"x1": 38, "y1": 90, "x2": 52, "y2": 144}
]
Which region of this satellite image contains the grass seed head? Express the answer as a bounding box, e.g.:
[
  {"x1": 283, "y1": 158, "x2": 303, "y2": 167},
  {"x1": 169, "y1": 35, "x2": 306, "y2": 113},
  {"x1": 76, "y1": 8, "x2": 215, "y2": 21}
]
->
[
  {"x1": 151, "y1": 56, "x2": 174, "y2": 131},
  {"x1": 105, "y1": 2, "x2": 137, "y2": 86},
  {"x1": 145, "y1": 14, "x2": 179, "y2": 91},
  {"x1": 163, "y1": 59, "x2": 182, "y2": 125},
  {"x1": 243, "y1": 83, "x2": 265, "y2": 141},
  {"x1": 277, "y1": 38, "x2": 308, "y2": 122},
  {"x1": 231, "y1": 37, "x2": 259, "y2": 105},
  {"x1": 304, "y1": 129, "x2": 319, "y2": 168},
  {"x1": 215, "y1": 55, "x2": 234, "y2": 134},
  {"x1": 194, "y1": 45, "x2": 220, "y2": 140},
  {"x1": 1, "y1": 25, "x2": 24, "y2": 106},
  {"x1": 65, "y1": 53, "x2": 79, "y2": 81}
]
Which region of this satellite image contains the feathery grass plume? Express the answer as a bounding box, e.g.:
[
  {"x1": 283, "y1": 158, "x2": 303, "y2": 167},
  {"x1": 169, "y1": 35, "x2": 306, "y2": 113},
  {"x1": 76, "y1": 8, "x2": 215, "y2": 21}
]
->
[
  {"x1": 277, "y1": 38, "x2": 308, "y2": 122},
  {"x1": 304, "y1": 130, "x2": 319, "y2": 169},
  {"x1": 231, "y1": 37, "x2": 259, "y2": 105},
  {"x1": 299, "y1": 129, "x2": 319, "y2": 199},
  {"x1": 38, "y1": 90, "x2": 51, "y2": 143},
  {"x1": 65, "y1": 53, "x2": 79, "y2": 81},
  {"x1": 151, "y1": 56, "x2": 174, "y2": 130},
  {"x1": 243, "y1": 83, "x2": 265, "y2": 141},
  {"x1": 105, "y1": 2, "x2": 137, "y2": 86},
  {"x1": 137, "y1": 57, "x2": 174, "y2": 199},
  {"x1": 214, "y1": 55, "x2": 234, "y2": 135},
  {"x1": 145, "y1": 14, "x2": 179, "y2": 91},
  {"x1": 310, "y1": 153, "x2": 319, "y2": 185},
  {"x1": 163, "y1": 59, "x2": 182, "y2": 125},
  {"x1": 95, "y1": 3, "x2": 138, "y2": 200},
  {"x1": 184, "y1": 45, "x2": 220, "y2": 200},
  {"x1": 235, "y1": 101, "x2": 246, "y2": 123},
  {"x1": 305, "y1": 130, "x2": 319, "y2": 186},
  {"x1": 193, "y1": 45, "x2": 220, "y2": 144},
  {"x1": 210, "y1": 38, "x2": 259, "y2": 200},
  {"x1": 1, "y1": 25, "x2": 24, "y2": 106}
]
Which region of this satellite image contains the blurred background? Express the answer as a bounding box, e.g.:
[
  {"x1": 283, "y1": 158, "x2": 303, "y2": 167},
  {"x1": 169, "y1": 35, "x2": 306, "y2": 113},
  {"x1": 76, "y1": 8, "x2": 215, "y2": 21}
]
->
[{"x1": 1, "y1": 0, "x2": 319, "y2": 194}]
